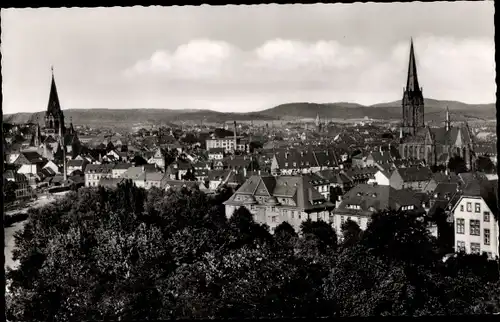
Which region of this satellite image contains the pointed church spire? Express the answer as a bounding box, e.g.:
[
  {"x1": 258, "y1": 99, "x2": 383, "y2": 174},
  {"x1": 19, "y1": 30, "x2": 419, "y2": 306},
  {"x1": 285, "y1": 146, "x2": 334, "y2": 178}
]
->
[
  {"x1": 46, "y1": 66, "x2": 65, "y2": 131},
  {"x1": 406, "y1": 38, "x2": 421, "y2": 92},
  {"x1": 69, "y1": 117, "x2": 75, "y2": 134}
]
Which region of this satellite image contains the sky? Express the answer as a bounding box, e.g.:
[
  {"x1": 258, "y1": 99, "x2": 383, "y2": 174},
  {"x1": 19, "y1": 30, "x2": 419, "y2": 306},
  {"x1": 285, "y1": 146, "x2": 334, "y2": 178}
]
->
[{"x1": 1, "y1": 2, "x2": 495, "y2": 114}]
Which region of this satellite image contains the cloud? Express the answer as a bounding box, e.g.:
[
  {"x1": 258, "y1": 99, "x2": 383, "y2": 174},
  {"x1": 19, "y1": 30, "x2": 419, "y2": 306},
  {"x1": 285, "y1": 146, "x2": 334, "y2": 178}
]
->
[
  {"x1": 124, "y1": 36, "x2": 495, "y2": 105},
  {"x1": 124, "y1": 39, "x2": 238, "y2": 80}
]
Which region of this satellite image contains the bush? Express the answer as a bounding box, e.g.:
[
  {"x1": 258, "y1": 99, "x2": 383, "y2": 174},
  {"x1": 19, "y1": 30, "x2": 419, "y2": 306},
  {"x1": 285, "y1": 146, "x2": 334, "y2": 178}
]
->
[{"x1": 4, "y1": 212, "x2": 29, "y2": 227}]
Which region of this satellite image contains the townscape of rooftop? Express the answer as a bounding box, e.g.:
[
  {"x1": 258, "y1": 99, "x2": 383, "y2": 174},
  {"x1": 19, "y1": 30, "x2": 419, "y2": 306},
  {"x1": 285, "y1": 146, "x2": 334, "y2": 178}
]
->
[{"x1": 3, "y1": 39, "x2": 499, "y2": 261}]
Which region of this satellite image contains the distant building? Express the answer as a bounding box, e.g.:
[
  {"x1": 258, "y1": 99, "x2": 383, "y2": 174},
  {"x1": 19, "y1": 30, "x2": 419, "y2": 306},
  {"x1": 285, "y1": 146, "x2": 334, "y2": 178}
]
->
[{"x1": 398, "y1": 40, "x2": 476, "y2": 169}]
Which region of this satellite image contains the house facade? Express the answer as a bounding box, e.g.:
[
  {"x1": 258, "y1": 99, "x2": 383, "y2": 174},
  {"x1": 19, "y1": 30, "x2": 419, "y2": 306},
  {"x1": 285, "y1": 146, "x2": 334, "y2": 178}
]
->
[
  {"x1": 84, "y1": 164, "x2": 114, "y2": 187},
  {"x1": 451, "y1": 180, "x2": 499, "y2": 259},
  {"x1": 223, "y1": 175, "x2": 335, "y2": 233},
  {"x1": 333, "y1": 183, "x2": 426, "y2": 237}
]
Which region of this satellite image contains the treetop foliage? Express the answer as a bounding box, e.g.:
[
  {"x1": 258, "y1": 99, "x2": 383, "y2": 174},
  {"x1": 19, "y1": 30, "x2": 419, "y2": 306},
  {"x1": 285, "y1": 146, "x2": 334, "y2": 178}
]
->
[{"x1": 6, "y1": 182, "x2": 500, "y2": 320}]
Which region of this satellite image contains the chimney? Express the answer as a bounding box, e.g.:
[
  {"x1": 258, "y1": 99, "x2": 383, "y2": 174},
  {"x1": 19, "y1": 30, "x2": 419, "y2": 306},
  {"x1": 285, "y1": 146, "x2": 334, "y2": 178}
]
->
[
  {"x1": 142, "y1": 165, "x2": 145, "y2": 172},
  {"x1": 243, "y1": 167, "x2": 247, "y2": 178}
]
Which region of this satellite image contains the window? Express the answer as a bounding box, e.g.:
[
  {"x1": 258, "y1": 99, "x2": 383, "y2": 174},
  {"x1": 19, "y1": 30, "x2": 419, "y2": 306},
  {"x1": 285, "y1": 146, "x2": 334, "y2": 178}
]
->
[
  {"x1": 483, "y1": 211, "x2": 490, "y2": 222},
  {"x1": 466, "y1": 202, "x2": 472, "y2": 212},
  {"x1": 284, "y1": 162, "x2": 288, "y2": 167},
  {"x1": 293, "y1": 162, "x2": 297, "y2": 167},
  {"x1": 271, "y1": 216, "x2": 277, "y2": 223},
  {"x1": 271, "y1": 207, "x2": 276, "y2": 212},
  {"x1": 484, "y1": 229, "x2": 490, "y2": 245},
  {"x1": 475, "y1": 203, "x2": 481, "y2": 213},
  {"x1": 460, "y1": 205, "x2": 464, "y2": 212},
  {"x1": 470, "y1": 242, "x2": 481, "y2": 254},
  {"x1": 457, "y1": 240, "x2": 465, "y2": 252},
  {"x1": 456, "y1": 218, "x2": 465, "y2": 234},
  {"x1": 470, "y1": 220, "x2": 480, "y2": 236}
]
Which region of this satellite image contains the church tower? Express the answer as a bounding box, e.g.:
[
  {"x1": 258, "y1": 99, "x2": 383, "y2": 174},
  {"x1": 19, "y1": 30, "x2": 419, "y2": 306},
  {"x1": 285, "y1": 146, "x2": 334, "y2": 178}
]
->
[
  {"x1": 44, "y1": 67, "x2": 65, "y2": 137},
  {"x1": 315, "y1": 114, "x2": 321, "y2": 132},
  {"x1": 401, "y1": 39, "x2": 425, "y2": 136}
]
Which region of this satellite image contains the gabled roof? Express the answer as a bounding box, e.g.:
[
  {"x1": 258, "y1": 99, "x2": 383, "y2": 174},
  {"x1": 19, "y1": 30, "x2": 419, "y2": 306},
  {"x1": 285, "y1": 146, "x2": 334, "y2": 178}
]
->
[
  {"x1": 336, "y1": 184, "x2": 424, "y2": 216},
  {"x1": 67, "y1": 159, "x2": 85, "y2": 167},
  {"x1": 395, "y1": 166, "x2": 433, "y2": 182},
  {"x1": 84, "y1": 163, "x2": 114, "y2": 174},
  {"x1": 225, "y1": 175, "x2": 334, "y2": 211}
]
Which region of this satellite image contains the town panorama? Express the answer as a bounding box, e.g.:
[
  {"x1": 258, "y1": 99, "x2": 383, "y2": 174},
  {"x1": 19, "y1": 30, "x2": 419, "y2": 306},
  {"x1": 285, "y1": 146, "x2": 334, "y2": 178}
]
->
[{"x1": 3, "y1": 3, "x2": 499, "y2": 319}]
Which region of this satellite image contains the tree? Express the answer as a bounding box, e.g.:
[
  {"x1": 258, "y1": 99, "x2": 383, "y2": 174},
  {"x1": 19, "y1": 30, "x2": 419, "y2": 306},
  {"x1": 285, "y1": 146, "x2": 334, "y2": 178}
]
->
[
  {"x1": 181, "y1": 169, "x2": 196, "y2": 181},
  {"x1": 340, "y1": 219, "x2": 362, "y2": 247},
  {"x1": 447, "y1": 155, "x2": 467, "y2": 174},
  {"x1": 475, "y1": 155, "x2": 495, "y2": 173},
  {"x1": 300, "y1": 219, "x2": 337, "y2": 254},
  {"x1": 4, "y1": 180, "x2": 18, "y2": 203}
]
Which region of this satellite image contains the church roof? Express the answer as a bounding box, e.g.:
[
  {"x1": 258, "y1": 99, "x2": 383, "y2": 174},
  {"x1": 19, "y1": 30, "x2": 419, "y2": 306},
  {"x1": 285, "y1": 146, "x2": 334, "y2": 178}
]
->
[
  {"x1": 406, "y1": 38, "x2": 420, "y2": 93},
  {"x1": 46, "y1": 69, "x2": 64, "y2": 119}
]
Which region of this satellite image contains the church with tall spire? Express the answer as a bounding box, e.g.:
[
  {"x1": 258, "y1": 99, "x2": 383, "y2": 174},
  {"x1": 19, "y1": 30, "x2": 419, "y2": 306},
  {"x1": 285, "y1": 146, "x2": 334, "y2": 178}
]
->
[
  {"x1": 28, "y1": 67, "x2": 81, "y2": 162},
  {"x1": 401, "y1": 38, "x2": 425, "y2": 136},
  {"x1": 44, "y1": 66, "x2": 66, "y2": 137},
  {"x1": 398, "y1": 39, "x2": 476, "y2": 169}
]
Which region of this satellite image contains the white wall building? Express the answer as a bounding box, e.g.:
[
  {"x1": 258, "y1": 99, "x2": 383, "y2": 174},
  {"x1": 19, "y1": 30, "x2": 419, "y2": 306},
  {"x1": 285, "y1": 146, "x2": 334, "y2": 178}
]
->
[{"x1": 451, "y1": 180, "x2": 499, "y2": 259}]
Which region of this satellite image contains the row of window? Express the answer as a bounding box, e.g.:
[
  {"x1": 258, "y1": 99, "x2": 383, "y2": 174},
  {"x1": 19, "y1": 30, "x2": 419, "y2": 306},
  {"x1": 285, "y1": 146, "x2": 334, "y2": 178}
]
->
[
  {"x1": 456, "y1": 241, "x2": 493, "y2": 257},
  {"x1": 456, "y1": 219, "x2": 491, "y2": 244},
  {"x1": 460, "y1": 202, "x2": 485, "y2": 214},
  {"x1": 340, "y1": 215, "x2": 363, "y2": 226}
]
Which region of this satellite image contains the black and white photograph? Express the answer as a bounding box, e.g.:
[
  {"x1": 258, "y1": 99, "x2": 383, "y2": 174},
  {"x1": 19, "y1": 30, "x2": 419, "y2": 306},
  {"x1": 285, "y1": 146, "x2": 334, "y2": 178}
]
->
[{"x1": 2, "y1": 1, "x2": 499, "y2": 320}]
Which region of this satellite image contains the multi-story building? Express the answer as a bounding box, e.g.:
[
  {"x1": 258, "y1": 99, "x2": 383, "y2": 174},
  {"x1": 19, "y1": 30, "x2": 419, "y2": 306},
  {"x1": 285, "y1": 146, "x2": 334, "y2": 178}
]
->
[
  {"x1": 270, "y1": 149, "x2": 339, "y2": 175},
  {"x1": 333, "y1": 183, "x2": 426, "y2": 236},
  {"x1": 451, "y1": 179, "x2": 499, "y2": 259},
  {"x1": 223, "y1": 175, "x2": 335, "y2": 232},
  {"x1": 148, "y1": 148, "x2": 165, "y2": 170},
  {"x1": 208, "y1": 148, "x2": 224, "y2": 160},
  {"x1": 111, "y1": 163, "x2": 132, "y2": 178},
  {"x1": 397, "y1": 40, "x2": 476, "y2": 169},
  {"x1": 206, "y1": 136, "x2": 249, "y2": 154},
  {"x1": 84, "y1": 164, "x2": 114, "y2": 187},
  {"x1": 389, "y1": 166, "x2": 433, "y2": 191},
  {"x1": 14, "y1": 151, "x2": 47, "y2": 175}
]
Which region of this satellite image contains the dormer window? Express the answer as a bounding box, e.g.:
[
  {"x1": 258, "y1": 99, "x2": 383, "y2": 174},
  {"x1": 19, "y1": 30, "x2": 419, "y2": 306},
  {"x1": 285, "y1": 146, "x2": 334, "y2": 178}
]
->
[
  {"x1": 293, "y1": 162, "x2": 297, "y2": 167},
  {"x1": 371, "y1": 193, "x2": 377, "y2": 197},
  {"x1": 357, "y1": 192, "x2": 362, "y2": 197}
]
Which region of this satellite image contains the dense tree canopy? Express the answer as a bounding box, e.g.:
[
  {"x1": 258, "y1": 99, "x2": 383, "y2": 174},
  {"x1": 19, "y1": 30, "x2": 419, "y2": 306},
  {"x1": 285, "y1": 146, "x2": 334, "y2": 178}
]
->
[
  {"x1": 6, "y1": 183, "x2": 500, "y2": 320},
  {"x1": 475, "y1": 155, "x2": 495, "y2": 174},
  {"x1": 448, "y1": 155, "x2": 467, "y2": 174}
]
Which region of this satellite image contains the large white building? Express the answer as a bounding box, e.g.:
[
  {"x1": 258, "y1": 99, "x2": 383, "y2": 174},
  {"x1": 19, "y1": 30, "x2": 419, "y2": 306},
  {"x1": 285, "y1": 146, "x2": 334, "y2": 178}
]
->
[{"x1": 451, "y1": 179, "x2": 499, "y2": 259}]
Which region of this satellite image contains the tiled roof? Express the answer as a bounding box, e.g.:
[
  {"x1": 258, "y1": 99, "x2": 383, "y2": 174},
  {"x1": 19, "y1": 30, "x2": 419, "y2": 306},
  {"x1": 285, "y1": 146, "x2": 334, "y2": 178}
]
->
[
  {"x1": 224, "y1": 175, "x2": 334, "y2": 211},
  {"x1": 21, "y1": 151, "x2": 46, "y2": 164},
  {"x1": 136, "y1": 171, "x2": 166, "y2": 182},
  {"x1": 99, "y1": 177, "x2": 124, "y2": 188},
  {"x1": 316, "y1": 169, "x2": 352, "y2": 184},
  {"x1": 67, "y1": 159, "x2": 85, "y2": 167},
  {"x1": 273, "y1": 149, "x2": 338, "y2": 169},
  {"x1": 335, "y1": 184, "x2": 424, "y2": 216},
  {"x1": 84, "y1": 164, "x2": 114, "y2": 174},
  {"x1": 113, "y1": 163, "x2": 133, "y2": 170},
  {"x1": 395, "y1": 166, "x2": 433, "y2": 182}
]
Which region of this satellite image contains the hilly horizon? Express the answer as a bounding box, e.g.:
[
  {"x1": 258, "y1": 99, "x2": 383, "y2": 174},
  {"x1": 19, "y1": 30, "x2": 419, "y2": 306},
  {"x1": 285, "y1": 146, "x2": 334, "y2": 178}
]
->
[{"x1": 3, "y1": 98, "x2": 496, "y2": 126}]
